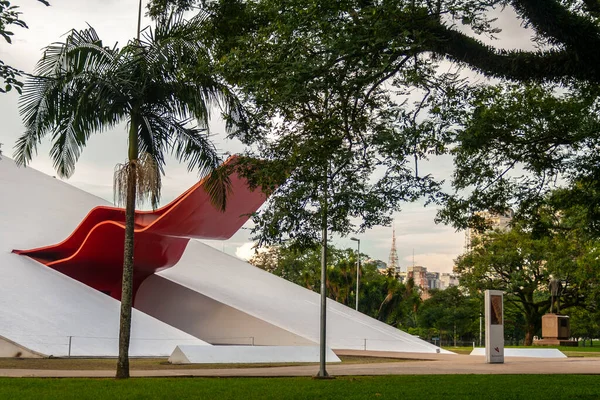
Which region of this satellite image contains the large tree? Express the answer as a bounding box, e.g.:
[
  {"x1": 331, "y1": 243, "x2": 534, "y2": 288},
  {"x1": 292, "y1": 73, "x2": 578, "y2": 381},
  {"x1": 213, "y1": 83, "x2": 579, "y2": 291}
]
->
[
  {"x1": 14, "y1": 10, "x2": 241, "y2": 378},
  {"x1": 425, "y1": 0, "x2": 600, "y2": 83},
  {"x1": 209, "y1": 0, "x2": 468, "y2": 248},
  {"x1": 418, "y1": 286, "x2": 478, "y2": 346},
  {"x1": 150, "y1": 0, "x2": 600, "y2": 83},
  {"x1": 456, "y1": 215, "x2": 595, "y2": 345}
]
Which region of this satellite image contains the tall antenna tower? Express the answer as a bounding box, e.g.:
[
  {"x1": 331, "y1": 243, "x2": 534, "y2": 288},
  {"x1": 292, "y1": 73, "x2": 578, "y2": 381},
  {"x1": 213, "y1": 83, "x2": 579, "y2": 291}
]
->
[{"x1": 388, "y1": 225, "x2": 399, "y2": 273}]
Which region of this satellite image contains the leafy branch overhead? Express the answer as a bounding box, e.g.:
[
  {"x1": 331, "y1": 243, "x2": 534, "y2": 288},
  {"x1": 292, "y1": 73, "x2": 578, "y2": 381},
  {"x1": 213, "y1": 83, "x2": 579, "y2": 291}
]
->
[
  {"x1": 436, "y1": 82, "x2": 600, "y2": 230},
  {"x1": 148, "y1": 0, "x2": 600, "y2": 237},
  {"x1": 194, "y1": 0, "x2": 471, "y2": 249},
  {"x1": 0, "y1": 0, "x2": 49, "y2": 94}
]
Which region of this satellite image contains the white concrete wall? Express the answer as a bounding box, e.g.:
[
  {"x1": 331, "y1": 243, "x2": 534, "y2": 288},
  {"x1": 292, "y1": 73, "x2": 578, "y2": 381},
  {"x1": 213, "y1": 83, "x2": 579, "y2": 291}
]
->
[
  {"x1": 150, "y1": 240, "x2": 451, "y2": 354},
  {"x1": 1, "y1": 156, "x2": 449, "y2": 356},
  {"x1": 169, "y1": 345, "x2": 341, "y2": 364},
  {"x1": 136, "y1": 276, "x2": 315, "y2": 346},
  {"x1": 0, "y1": 336, "x2": 42, "y2": 358},
  {"x1": 0, "y1": 158, "x2": 208, "y2": 357}
]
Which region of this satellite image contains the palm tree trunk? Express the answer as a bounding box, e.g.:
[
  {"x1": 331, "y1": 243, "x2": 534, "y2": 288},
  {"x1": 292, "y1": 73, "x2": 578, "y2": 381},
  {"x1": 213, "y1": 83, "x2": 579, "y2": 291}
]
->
[{"x1": 116, "y1": 118, "x2": 139, "y2": 379}]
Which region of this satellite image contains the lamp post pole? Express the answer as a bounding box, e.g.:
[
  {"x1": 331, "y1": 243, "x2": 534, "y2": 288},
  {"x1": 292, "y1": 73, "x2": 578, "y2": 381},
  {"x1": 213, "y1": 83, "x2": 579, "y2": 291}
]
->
[
  {"x1": 317, "y1": 169, "x2": 329, "y2": 378},
  {"x1": 350, "y1": 237, "x2": 360, "y2": 311}
]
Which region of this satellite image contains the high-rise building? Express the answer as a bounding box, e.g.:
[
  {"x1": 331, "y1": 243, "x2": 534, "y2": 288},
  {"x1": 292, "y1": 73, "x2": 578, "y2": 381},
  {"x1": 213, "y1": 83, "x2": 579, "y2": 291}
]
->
[
  {"x1": 388, "y1": 226, "x2": 400, "y2": 274},
  {"x1": 440, "y1": 273, "x2": 459, "y2": 289},
  {"x1": 464, "y1": 209, "x2": 514, "y2": 251},
  {"x1": 426, "y1": 271, "x2": 441, "y2": 290},
  {"x1": 407, "y1": 265, "x2": 429, "y2": 291}
]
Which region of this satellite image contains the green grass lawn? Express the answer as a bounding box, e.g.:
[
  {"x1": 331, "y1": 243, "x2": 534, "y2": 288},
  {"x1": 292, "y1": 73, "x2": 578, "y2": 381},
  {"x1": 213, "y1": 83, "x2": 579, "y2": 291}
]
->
[{"x1": 0, "y1": 375, "x2": 599, "y2": 400}]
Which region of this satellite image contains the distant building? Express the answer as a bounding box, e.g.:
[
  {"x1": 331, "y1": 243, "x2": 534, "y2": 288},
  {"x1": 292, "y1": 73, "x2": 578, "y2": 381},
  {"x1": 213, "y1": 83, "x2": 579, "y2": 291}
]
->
[
  {"x1": 369, "y1": 259, "x2": 388, "y2": 273},
  {"x1": 465, "y1": 209, "x2": 514, "y2": 251},
  {"x1": 426, "y1": 271, "x2": 441, "y2": 290},
  {"x1": 405, "y1": 266, "x2": 456, "y2": 295},
  {"x1": 439, "y1": 273, "x2": 459, "y2": 290},
  {"x1": 388, "y1": 226, "x2": 400, "y2": 274},
  {"x1": 397, "y1": 270, "x2": 407, "y2": 283},
  {"x1": 407, "y1": 265, "x2": 429, "y2": 292}
]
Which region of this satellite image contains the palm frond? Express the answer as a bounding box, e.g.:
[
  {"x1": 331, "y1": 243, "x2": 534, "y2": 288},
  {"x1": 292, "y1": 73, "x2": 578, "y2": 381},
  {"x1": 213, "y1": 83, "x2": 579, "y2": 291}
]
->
[
  {"x1": 48, "y1": 116, "x2": 86, "y2": 178},
  {"x1": 170, "y1": 119, "x2": 220, "y2": 176},
  {"x1": 203, "y1": 163, "x2": 233, "y2": 212},
  {"x1": 15, "y1": 26, "x2": 126, "y2": 170}
]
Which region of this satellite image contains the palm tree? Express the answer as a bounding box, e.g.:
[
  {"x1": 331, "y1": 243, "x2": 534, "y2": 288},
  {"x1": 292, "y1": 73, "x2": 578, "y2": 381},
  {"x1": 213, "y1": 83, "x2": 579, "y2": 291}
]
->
[{"x1": 14, "y1": 10, "x2": 242, "y2": 379}]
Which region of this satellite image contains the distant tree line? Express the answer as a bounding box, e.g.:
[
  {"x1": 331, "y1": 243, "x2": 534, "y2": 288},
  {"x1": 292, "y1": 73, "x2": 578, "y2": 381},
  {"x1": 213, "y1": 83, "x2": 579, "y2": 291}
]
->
[
  {"x1": 249, "y1": 245, "x2": 481, "y2": 346},
  {"x1": 252, "y1": 201, "x2": 600, "y2": 347}
]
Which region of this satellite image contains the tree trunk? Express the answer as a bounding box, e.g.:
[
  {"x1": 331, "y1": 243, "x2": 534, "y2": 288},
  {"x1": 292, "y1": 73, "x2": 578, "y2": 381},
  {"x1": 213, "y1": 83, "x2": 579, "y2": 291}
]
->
[
  {"x1": 524, "y1": 322, "x2": 535, "y2": 346},
  {"x1": 453, "y1": 322, "x2": 457, "y2": 347},
  {"x1": 116, "y1": 119, "x2": 139, "y2": 379}
]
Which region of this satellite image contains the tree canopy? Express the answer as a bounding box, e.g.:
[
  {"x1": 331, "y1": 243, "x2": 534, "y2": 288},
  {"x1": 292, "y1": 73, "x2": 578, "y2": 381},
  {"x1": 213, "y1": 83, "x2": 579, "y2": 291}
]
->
[
  {"x1": 143, "y1": 0, "x2": 600, "y2": 243},
  {"x1": 455, "y1": 207, "x2": 598, "y2": 344},
  {"x1": 150, "y1": 0, "x2": 600, "y2": 84},
  {"x1": 195, "y1": 0, "x2": 478, "y2": 249},
  {"x1": 436, "y1": 82, "x2": 600, "y2": 229}
]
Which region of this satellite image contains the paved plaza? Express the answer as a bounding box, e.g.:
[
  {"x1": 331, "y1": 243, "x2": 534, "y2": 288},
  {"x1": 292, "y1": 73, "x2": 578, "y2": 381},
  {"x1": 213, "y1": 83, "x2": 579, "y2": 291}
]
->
[{"x1": 0, "y1": 351, "x2": 598, "y2": 378}]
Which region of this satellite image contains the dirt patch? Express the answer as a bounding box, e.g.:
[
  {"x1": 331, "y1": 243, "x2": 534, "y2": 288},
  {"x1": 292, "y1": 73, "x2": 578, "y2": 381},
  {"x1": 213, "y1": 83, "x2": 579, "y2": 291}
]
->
[{"x1": 0, "y1": 355, "x2": 406, "y2": 370}]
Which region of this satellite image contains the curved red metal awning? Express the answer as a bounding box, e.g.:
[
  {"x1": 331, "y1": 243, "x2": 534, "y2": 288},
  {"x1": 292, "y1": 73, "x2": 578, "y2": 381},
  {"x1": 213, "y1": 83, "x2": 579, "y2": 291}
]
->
[{"x1": 14, "y1": 156, "x2": 267, "y2": 300}]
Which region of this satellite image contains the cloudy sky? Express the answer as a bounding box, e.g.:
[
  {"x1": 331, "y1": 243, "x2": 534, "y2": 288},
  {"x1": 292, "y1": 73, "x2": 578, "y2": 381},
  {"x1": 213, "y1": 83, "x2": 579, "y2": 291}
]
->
[{"x1": 0, "y1": 1, "x2": 535, "y2": 273}]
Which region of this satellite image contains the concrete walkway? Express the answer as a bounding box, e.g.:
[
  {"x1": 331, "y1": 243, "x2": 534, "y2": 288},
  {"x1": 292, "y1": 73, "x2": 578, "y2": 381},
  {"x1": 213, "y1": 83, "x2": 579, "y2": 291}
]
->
[{"x1": 1, "y1": 351, "x2": 598, "y2": 378}]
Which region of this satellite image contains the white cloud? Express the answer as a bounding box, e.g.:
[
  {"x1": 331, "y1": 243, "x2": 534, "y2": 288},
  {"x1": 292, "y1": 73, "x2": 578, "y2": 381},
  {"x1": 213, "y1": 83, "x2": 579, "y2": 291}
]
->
[{"x1": 235, "y1": 242, "x2": 257, "y2": 261}]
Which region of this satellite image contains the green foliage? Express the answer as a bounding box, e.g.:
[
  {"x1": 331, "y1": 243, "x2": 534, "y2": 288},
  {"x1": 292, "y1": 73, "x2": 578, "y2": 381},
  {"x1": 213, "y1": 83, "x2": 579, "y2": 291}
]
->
[
  {"x1": 199, "y1": 0, "x2": 478, "y2": 249},
  {"x1": 567, "y1": 307, "x2": 600, "y2": 344},
  {"x1": 455, "y1": 209, "x2": 598, "y2": 344},
  {"x1": 426, "y1": 0, "x2": 600, "y2": 83},
  {"x1": 437, "y1": 83, "x2": 600, "y2": 230},
  {"x1": 418, "y1": 287, "x2": 479, "y2": 345},
  {"x1": 0, "y1": 0, "x2": 49, "y2": 93},
  {"x1": 249, "y1": 244, "x2": 420, "y2": 327},
  {"x1": 152, "y1": 1, "x2": 600, "y2": 85},
  {"x1": 144, "y1": 1, "x2": 600, "y2": 254}
]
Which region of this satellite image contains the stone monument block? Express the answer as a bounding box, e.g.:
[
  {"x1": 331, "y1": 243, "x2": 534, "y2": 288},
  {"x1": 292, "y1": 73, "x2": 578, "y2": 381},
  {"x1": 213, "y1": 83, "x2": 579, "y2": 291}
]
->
[{"x1": 534, "y1": 314, "x2": 577, "y2": 346}]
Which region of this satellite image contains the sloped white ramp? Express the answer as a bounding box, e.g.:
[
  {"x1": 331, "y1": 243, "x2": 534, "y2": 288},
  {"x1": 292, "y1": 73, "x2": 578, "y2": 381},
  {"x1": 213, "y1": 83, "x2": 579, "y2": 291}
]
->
[
  {"x1": 169, "y1": 345, "x2": 341, "y2": 364},
  {"x1": 136, "y1": 241, "x2": 451, "y2": 355},
  {"x1": 0, "y1": 158, "x2": 208, "y2": 357},
  {"x1": 470, "y1": 348, "x2": 567, "y2": 358}
]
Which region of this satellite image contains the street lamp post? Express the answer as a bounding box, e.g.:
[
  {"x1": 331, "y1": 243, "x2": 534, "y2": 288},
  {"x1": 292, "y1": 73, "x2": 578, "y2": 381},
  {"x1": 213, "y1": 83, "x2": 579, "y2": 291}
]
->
[
  {"x1": 317, "y1": 167, "x2": 329, "y2": 378},
  {"x1": 350, "y1": 237, "x2": 360, "y2": 311}
]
